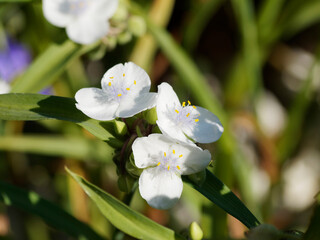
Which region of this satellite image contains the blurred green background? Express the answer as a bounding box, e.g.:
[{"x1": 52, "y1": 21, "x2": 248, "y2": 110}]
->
[{"x1": 0, "y1": 0, "x2": 319, "y2": 239}]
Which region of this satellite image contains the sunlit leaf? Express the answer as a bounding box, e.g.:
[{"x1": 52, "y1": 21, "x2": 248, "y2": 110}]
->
[{"x1": 67, "y1": 168, "x2": 184, "y2": 240}]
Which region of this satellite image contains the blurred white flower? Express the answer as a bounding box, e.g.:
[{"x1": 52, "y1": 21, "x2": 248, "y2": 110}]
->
[
  {"x1": 156, "y1": 82, "x2": 223, "y2": 144},
  {"x1": 75, "y1": 62, "x2": 157, "y2": 120},
  {"x1": 0, "y1": 79, "x2": 10, "y2": 94},
  {"x1": 42, "y1": 0, "x2": 118, "y2": 44},
  {"x1": 132, "y1": 134, "x2": 211, "y2": 209}
]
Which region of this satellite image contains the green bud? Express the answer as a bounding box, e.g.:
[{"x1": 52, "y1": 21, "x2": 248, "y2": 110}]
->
[
  {"x1": 111, "y1": 5, "x2": 128, "y2": 23},
  {"x1": 143, "y1": 107, "x2": 158, "y2": 125},
  {"x1": 114, "y1": 120, "x2": 127, "y2": 136},
  {"x1": 128, "y1": 16, "x2": 146, "y2": 37},
  {"x1": 189, "y1": 222, "x2": 203, "y2": 240},
  {"x1": 188, "y1": 169, "x2": 206, "y2": 186},
  {"x1": 117, "y1": 174, "x2": 135, "y2": 193},
  {"x1": 246, "y1": 224, "x2": 282, "y2": 240},
  {"x1": 126, "y1": 154, "x2": 142, "y2": 178},
  {"x1": 117, "y1": 31, "x2": 132, "y2": 45},
  {"x1": 105, "y1": 36, "x2": 117, "y2": 50}
]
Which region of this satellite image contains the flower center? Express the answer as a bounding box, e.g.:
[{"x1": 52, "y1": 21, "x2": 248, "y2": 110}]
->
[
  {"x1": 172, "y1": 100, "x2": 200, "y2": 128},
  {"x1": 105, "y1": 73, "x2": 137, "y2": 103},
  {"x1": 67, "y1": 0, "x2": 89, "y2": 16},
  {"x1": 156, "y1": 150, "x2": 183, "y2": 173}
]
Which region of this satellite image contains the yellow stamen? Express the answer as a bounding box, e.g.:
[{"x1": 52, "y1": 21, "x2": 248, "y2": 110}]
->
[
  {"x1": 193, "y1": 106, "x2": 196, "y2": 109},
  {"x1": 157, "y1": 162, "x2": 161, "y2": 166},
  {"x1": 108, "y1": 82, "x2": 111, "y2": 86},
  {"x1": 188, "y1": 100, "x2": 191, "y2": 105},
  {"x1": 182, "y1": 102, "x2": 186, "y2": 107},
  {"x1": 173, "y1": 149, "x2": 175, "y2": 154},
  {"x1": 126, "y1": 88, "x2": 130, "y2": 91},
  {"x1": 118, "y1": 93, "x2": 122, "y2": 97},
  {"x1": 179, "y1": 154, "x2": 183, "y2": 158},
  {"x1": 177, "y1": 165, "x2": 180, "y2": 170},
  {"x1": 134, "y1": 80, "x2": 136, "y2": 85},
  {"x1": 164, "y1": 152, "x2": 166, "y2": 157},
  {"x1": 110, "y1": 77, "x2": 114, "y2": 79},
  {"x1": 195, "y1": 119, "x2": 199, "y2": 122},
  {"x1": 123, "y1": 73, "x2": 125, "y2": 77},
  {"x1": 167, "y1": 166, "x2": 170, "y2": 170},
  {"x1": 186, "y1": 113, "x2": 190, "y2": 117},
  {"x1": 175, "y1": 109, "x2": 179, "y2": 114}
]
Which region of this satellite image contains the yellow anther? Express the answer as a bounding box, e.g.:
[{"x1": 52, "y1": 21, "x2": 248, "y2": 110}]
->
[
  {"x1": 118, "y1": 93, "x2": 122, "y2": 97},
  {"x1": 173, "y1": 149, "x2": 175, "y2": 154},
  {"x1": 126, "y1": 88, "x2": 130, "y2": 91},
  {"x1": 167, "y1": 166, "x2": 170, "y2": 170},
  {"x1": 157, "y1": 162, "x2": 161, "y2": 166},
  {"x1": 175, "y1": 109, "x2": 179, "y2": 114},
  {"x1": 123, "y1": 73, "x2": 125, "y2": 77},
  {"x1": 188, "y1": 100, "x2": 191, "y2": 105},
  {"x1": 108, "y1": 82, "x2": 111, "y2": 86},
  {"x1": 110, "y1": 76, "x2": 114, "y2": 79},
  {"x1": 177, "y1": 165, "x2": 181, "y2": 170},
  {"x1": 186, "y1": 113, "x2": 190, "y2": 117},
  {"x1": 179, "y1": 154, "x2": 183, "y2": 158},
  {"x1": 164, "y1": 152, "x2": 166, "y2": 157},
  {"x1": 193, "y1": 106, "x2": 196, "y2": 109},
  {"x1": 182, "y1": 102, "x2": 186, "y2": 107},
  {"x1": 195, "y1": 119, "x2": 199, "y2": 122},
  {"x1": 134, "y1": 80, "x2": 136, "y2": 85}
]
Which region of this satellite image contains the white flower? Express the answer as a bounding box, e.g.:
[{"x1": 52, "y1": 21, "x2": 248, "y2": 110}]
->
[
  {"x1": 42, "y1": 0, "x2": 118, "y2": 44},
  {"x1": 132, "y1": 134, "x2": 211, "y2": 209},
  {"x1": 156, "y1": 82, "x2": 224, "y2": 144},
  {"x1": 0, "y1": 79, "x2": 10, "y2": 94},
  {"x1": 75, "y1": 62, "x2": 157, "y2": 120}
]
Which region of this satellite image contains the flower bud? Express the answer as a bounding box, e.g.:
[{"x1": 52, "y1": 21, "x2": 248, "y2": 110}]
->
[
  {"x1": 128, "y1": 16, "x2": 146, "y2": 37},
  {"x1": 143, "y1": 107, "x2": 158, "y2": 125},
  {"x1": 189, "y1": 222, "x2": 203, "y2": 240},
  {"x1": 117, "y1": 31, "x2": 132, "y2": 45},
  {"x1": 114, "y1": 120, "x2": 127, "y2": 136},
  {"x1": 126, "y1": 154, "x2": 142, "y2": 178},
  {"x1": 117, "y1": 174, "x2": 135, "y2": 193},
  {"x1": 111, "y1": 5, "x2": 128, "y2": 23}
]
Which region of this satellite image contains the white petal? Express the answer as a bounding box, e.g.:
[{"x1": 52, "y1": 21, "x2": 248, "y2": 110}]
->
[
  {"x1": 183, "y1": 107, "x2": 224, "y2": 143},
  {"x1": 42, "y1": 0, "x2": 72, "y2": 27},
  {"x1": 86, "y1": 0, "x2": 118, "y2": 19},
  {"x1": 116, "y1": 93, "x2": 157, "y2": 118},
  {"x1": 75, "y1": 87, "x2": 118, "y2": 120},
  {"x1": 0, "y1": 80, "x2": 10, "y2": 94},
  {"x1": 156, "y1": 119, "x2": 192, "y2": 144},
  {"x1": 170, "y1": 142, "x2": 211, "y2": 175},
  {"x1": 101, "y1": 63, "x2": 125, "y2": 90},
  {"x1": 123, "y1": 62, "x2": 151, "y2": 95},
  {"x1": 132, "y1": 134, "x2": 171, "y2": 169},
  {"x1": 139, "y1": 167, "x2": 183, "y2": 209},
  {"x1": 66, "y1": 17, "x2": 109, "y2": 44}
]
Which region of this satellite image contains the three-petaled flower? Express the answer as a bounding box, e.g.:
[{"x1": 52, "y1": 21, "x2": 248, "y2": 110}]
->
[
  {"x1": 132, "y1": 134, "x2": 211, "y2": 209},
  {"x1": 156, "y1": 82, "x2": 224, "y2": 144},
  {"x1": 42, "y1": 0, "x2": 118, "y2": 44},
  {"x1": 75, "y1": 62, "x2": 157, "y2": 120}
]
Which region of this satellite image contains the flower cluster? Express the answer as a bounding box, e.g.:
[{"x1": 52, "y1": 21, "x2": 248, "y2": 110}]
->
[{"x1": 75, "y1": 62, "x2": 224, "y2": 209}]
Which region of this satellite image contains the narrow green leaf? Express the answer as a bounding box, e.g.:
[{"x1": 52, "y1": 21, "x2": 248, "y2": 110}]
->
[
  {"x1": 11, "y1": 40, "x2": 82, "y2": 93},
  {"x1": 0, "y1": 135, "x2": 115, "y2": 162},
  {"x1": 185, "y1": 170, "x2": 260, "y2": 229},
  {"x1": 0, "y1": 181, "x2": 104, "y2": 240},
  {"x1": 0, "y1": 93, "x2": 123, "y2": 147},
  {"x1": 66, "y1": 168, "x2": 184, "y2": 240}
]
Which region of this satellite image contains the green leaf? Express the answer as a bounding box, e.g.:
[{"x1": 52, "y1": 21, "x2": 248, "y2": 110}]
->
[
  {"x1": 0, "y1": 181, "x2": 104, "y2": 240},
  {"x1": 0, "y1": 135, "x2": 114, "y2": 162},
  {"x1": 0, "y1": 93, "x2": 123, "y2": 148},
  {"x1": 185, "y1": 170, "x2": 260, "y2": 229},
  {"x1": 66, "y1": 168, "x2": 184, "y2": 240},
  {"x1": 12, "y1": 40, "x2": 82, "y2": 93}
]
